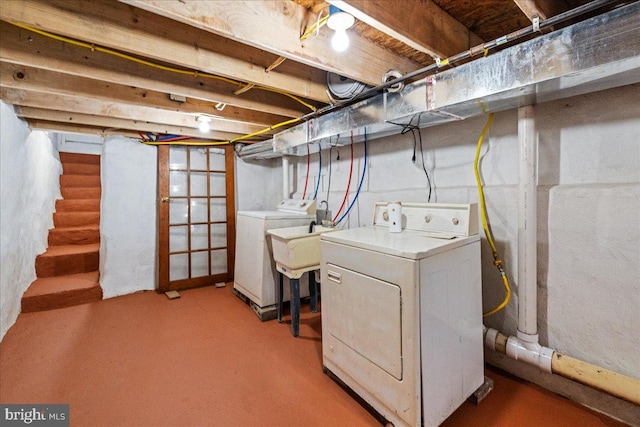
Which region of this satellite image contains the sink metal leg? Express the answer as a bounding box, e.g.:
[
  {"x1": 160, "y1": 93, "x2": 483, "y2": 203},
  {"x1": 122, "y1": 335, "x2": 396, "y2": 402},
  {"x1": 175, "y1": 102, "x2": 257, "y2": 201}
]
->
[
  {"x1": 277, "y1": 272, "x2": 284, "y2": 323},
  {"x1": 290, "y1": 278, "x2": 300, "y2": 337},
  {"x1": 309, "y1": 271, "x2": 318, "y2": 313}
]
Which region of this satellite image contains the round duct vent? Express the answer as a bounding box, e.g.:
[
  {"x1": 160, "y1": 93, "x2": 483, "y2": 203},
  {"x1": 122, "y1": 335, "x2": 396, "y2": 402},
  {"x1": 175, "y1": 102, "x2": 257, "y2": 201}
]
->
[{"x1": 327, "y1": 72, "x2": 367, "y2": 100}]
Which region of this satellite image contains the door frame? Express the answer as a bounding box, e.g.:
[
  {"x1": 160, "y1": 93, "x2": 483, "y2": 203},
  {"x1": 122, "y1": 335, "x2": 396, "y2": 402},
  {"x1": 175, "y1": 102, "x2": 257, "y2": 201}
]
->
[{"x1": 157, "y1": 144, "x2": 235, "y2": 292}]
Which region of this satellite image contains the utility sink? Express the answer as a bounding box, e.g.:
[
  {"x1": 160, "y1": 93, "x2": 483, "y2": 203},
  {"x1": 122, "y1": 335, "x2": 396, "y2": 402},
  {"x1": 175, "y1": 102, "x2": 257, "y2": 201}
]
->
[{"x1": 267, "y1": 225, "x2": 338, "y2": 278}]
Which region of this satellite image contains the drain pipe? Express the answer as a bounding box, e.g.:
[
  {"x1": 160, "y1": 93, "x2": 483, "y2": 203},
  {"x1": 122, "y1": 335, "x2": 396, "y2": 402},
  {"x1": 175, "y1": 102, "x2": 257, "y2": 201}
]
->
[
  {"x1": 484, "y1": 106, "x2": 640, "y2": 405},
  {"x1": 282, "y1": 155, "x2": 290, "y2": 199},
  {"x1": 504, "y1": 105, "x2": 554, "y2": 373}
]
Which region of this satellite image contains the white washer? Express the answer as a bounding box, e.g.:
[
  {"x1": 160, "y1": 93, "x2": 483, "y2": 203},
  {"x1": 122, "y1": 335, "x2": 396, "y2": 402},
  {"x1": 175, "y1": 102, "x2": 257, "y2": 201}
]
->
[
  {"x1": 320, "y1": 202, "x2": 484, "y2": 427},
  {"x1": 234, "y1": 199, "x2": 316, "y2": 321}
]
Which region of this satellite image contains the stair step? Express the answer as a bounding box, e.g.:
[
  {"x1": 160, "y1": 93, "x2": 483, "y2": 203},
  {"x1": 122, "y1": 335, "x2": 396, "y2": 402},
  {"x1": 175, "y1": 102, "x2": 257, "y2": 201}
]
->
[
  {"x1": 35, "y1": 244, "x2": 100, "y2": 277},
  {"x1": 59, "y1": 152, "x2": 100, "y2": 165},
  {"x1": 60, "y1": 174, "x2": 101, "y2": 188},
  {"x1": 55, "y1": 199, "x2": 100, "y2": 212},
  {"x1": 61, "y1": 187, "x2": 101, "y2": 200},
  {"x1": 62, "y1": 162, "x2": 100, "y2": 176},
  {"x1": 48, "y1": 225, "x2": 100, "y2": 246},
  {"x1": 53, "y1": 211, "x2": 100, "y2": 227},
  {"x1": 22, "y1": 271, "x2": 102, "y2": 313}
]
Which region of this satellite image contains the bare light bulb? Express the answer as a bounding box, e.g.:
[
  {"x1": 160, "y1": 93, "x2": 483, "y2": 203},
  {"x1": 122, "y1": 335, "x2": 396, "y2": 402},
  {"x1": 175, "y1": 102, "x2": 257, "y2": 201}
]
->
[
  {"x1": 198, "y1": 118, "x2": 211, "y2": 133},
  {"x1": 331, "y1": 29, "x2": 349, "y2": 52}
]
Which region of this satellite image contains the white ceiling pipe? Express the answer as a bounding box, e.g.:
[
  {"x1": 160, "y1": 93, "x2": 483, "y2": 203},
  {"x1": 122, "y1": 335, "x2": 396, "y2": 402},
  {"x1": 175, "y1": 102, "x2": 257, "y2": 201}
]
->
[
  {"x1": 282, "y1": 156, "x2": 290, "y2": 199},
  {"x1": 484, "y1": 327, "x2": 640, "y2": 405},
  {"x1": 517, "y1": 105, "x2": 538, "y2": 340}
]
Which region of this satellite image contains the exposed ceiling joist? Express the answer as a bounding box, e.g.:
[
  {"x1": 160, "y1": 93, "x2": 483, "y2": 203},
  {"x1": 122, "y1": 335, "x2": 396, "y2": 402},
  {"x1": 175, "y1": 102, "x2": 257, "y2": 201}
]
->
[
  {"x1": 14, "y1": 106, "x2": 212, "y2": 139},
  {"x1": 0, "y1": 0, "x2": 328, "y2": 102},
  {"x1": 120, "y1": 0, "x2": 422, "y2": 86},
  {"x1": 0, "y1": 62, "x2": 271, "y2": 135},
  {"x1": 513, "y1": 0, "x2": 569, "y2": 20},
  {"x1": 23, "y1": 119, "x2": 146, "y2": 139},
  {"x1": 0, "y1": 22, "x2": 306, "y2": 121},
  {"x1": 330, "y1": 0, "x2": 484, "y2": 59},
  {"x1": 0, "y1": 88, "x2": 252, "y2": 140}
]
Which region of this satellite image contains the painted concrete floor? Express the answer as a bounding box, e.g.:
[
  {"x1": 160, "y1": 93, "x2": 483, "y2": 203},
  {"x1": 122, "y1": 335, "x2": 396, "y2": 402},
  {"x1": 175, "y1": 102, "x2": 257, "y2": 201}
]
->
[{"x1": 0, "y1": 285, "x2": 624, "y2": 426}]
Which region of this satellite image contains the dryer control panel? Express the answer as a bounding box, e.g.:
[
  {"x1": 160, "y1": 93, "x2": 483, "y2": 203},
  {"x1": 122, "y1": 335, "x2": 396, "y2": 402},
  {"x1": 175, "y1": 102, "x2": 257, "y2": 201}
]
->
[
  {"x1": 277, "y1": 199, "x2": 317, "y2": 215},
  {"x1": 373, "y1": 202, "x2": 479, "y2": 237}
]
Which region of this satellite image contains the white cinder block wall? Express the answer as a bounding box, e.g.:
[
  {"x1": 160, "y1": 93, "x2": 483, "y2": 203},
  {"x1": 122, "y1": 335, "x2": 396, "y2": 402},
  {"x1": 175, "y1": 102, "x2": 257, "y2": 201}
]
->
[
  {"x1": 0, "y1": 101, "x2": 62, "y2": 339},
  {"x1": 284, "y1": 85, "x2": 640, "y2": 421}
]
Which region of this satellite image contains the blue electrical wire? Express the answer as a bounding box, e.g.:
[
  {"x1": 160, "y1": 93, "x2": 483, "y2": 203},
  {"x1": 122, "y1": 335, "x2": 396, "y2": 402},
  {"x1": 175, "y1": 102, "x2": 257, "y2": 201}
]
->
[
  {"x1": 312, "y1": 146, "x2": 322, "y2": 200},
  {"x1": 335, "y1": 128, "x2": 367, "y2": 225}
]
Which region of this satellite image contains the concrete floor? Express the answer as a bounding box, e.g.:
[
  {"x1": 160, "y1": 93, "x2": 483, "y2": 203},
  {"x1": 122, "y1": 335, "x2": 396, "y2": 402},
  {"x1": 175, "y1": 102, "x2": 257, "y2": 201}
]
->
[{"x1": 0, "y1": 284, "x2": 624, "y2": 426}]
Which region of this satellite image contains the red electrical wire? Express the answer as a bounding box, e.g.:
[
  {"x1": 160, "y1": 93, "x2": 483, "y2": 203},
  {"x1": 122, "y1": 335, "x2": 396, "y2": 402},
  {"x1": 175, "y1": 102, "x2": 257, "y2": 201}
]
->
[
  {"x1": 332, "y1": 132, "x2": 355, "y2": 222},
  {"x1": 301, "y1": 144, "x2": 310, "y2": 199}
]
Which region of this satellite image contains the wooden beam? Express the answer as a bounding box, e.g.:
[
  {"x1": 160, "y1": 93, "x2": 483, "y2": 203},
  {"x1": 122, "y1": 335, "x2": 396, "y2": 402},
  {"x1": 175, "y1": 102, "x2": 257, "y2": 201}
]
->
[
  {"x1": 0, "y1": 62, "x2": 273, "y2": 135},
  {"x1": 513, "y1": 0, "x2": 568, "y2": 20},
  {"x1": 0, "y1": 0, "x2": 328, "y2": 102},
  {"x1": 0, "y1": 88, "x2": 251, "y2": 140},
  {"x1": 14, "y1": 106, "x2": 220, "y2": 139},
  {"x1": 24, "y1": 119, "x2": 146, "y2": 139},
  {"x1": 330, "y1": 0, "x2": 484, "y2": 59},
  {"x1": 0, "y1": 21, "x2": 312, "y2": 119},
  {"x1": 120, "y1": 0, "x2": 422, "y2": 85}
]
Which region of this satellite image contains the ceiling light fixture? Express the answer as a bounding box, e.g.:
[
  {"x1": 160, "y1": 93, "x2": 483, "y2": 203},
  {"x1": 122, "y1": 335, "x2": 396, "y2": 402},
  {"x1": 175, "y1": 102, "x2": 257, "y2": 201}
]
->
[
  {"x1": 327, "y1": 5, "x2": 354, "y2": 53},
  {"x1": 196, "y1": 115, "x2": 211, "y2": 133}
]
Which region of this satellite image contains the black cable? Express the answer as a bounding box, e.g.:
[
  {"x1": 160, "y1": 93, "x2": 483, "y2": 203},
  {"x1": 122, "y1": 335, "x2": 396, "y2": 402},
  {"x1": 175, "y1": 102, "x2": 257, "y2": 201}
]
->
[
  {"x1": 388, "y1": 114, "x2": 432, "y2": 202},
  {"x1": 326, "y1": 143, "x2": 333, "y2": 204}
]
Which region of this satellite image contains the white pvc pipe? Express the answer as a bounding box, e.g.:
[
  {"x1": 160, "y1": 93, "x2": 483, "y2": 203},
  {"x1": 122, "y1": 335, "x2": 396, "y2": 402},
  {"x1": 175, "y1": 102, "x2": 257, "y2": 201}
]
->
[
  {"x1": 282, "y1": 156, "x2": 289, "y2": 199},
  {"x1": 484, "y1": 327, "x2": 640, "y2": 404},
  {"x1": 517, "y1": 106, "x2": 538, "y2": 339}
]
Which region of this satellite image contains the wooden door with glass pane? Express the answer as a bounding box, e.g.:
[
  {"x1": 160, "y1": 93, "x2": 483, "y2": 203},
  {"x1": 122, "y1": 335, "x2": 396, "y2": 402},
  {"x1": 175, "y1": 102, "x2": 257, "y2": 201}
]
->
[{"x1": 158, "y1": 145, "x2": 235, "y2": 292}]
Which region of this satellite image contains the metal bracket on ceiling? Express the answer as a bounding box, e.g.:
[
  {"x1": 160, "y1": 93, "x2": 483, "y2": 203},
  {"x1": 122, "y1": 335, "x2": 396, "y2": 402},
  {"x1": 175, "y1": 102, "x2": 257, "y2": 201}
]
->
[{"x1": 532, "y1": 15, "x2": 541, "y2": 33}]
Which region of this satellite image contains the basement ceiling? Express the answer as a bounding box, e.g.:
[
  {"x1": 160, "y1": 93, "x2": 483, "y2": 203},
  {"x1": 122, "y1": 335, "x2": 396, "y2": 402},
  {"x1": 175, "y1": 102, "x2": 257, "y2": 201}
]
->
[{"x1": 0, "y1": 0, "x2": 620, "y2": 145}]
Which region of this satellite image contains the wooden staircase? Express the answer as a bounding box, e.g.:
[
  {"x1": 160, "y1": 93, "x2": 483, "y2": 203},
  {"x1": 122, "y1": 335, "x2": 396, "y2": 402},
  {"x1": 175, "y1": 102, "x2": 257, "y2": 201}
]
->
[{"x1": 22, "y1": 152, "x2": 103, "y2": 312}]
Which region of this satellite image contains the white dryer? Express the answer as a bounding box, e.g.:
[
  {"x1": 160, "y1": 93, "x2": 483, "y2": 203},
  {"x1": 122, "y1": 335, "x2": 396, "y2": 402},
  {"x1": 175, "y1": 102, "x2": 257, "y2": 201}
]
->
[
  {"x1": 234, "y1": 199, "x2": 316, "y2": 321},
  {"x1": 320, "y1": 202, "x2": 483, "y2": 427}
]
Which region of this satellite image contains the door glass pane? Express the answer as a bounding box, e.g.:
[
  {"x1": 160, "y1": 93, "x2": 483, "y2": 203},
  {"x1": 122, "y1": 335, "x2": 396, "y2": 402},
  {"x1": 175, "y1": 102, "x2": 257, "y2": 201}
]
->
[
  {"x1": 191, "y1": 199, "x2": 208, "y2": 224},
  {"x1": 170, "y1": 199, "x2": 188, "y2": 225},
  {"x1": 170, "y1": 226, "x2": 188, "y2": 252},
  {"x1": 209, "y1": 173, "x2": 226, "y2": 196},
  {"x1": 190, "y1": 172, "x2": 208, "y2": 197},
  {"x1": 211, "y1": 249, "x2": 227, "y2": 275},
  {"x1": 190, "y1": 147, "x2": 207, "y2": 170},
  {"x1": 210, "y1": 224, "x2": 227, "y2": 247},
  {"x1": 191, "y1": 251, "x2": 209, "y2": 278},
  {"x1": 170, "y1": 171, "x2": 187, "y2": 196},
  {"x1": 191, "y1": 224, "x2": 208, "y2": 250},
  {"x1": 169, "y1": 146, "x2": 187, "y2": 170},
  {"x1": 170, "y1": 254, "x2": 189, "y2": 281},
  {"x1": 210, "y1": 199, "x2": 226, "y2": 222},
  {"x1": 209, "y1": 149, "x2": 226, "y2": 170}
]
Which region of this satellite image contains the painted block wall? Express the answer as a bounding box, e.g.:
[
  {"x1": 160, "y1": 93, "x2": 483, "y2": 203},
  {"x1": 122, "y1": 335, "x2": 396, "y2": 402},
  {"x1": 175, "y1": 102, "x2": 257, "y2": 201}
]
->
[
  {"x1": 235, "y1": 157, "x2": 285, "y2": 211},
  {"x1": 0, "y1": 101, "x2": 61, "y2": 340},
  {"x1": 99, "y1": 136, "x2": 158, "y2": 298},
  {"x1": 286, "y1": 85, "x2": 639, "y2": 387}
]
